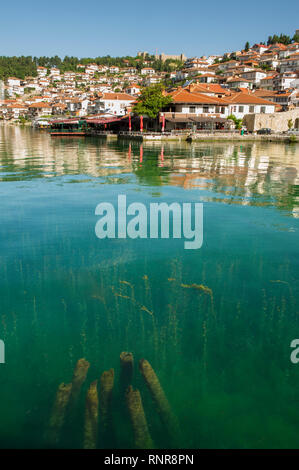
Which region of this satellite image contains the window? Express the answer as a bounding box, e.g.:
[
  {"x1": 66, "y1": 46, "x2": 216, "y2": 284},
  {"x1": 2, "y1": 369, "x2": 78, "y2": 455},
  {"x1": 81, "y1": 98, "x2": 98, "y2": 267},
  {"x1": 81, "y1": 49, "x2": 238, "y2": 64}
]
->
[
  {"x1": 189, "y1": 106, "x2": 196, "y2": 113},
  {"x1": 203, "y1": 106, "x2": 209, "y2": 113},
  {"x1": 261, "y1": 106, "x2": 266, "y2": 113},
  {"x1": 238, "y1": 106, "x2": 244, "y2": 113},
  {"x1": 249, "y1": 105, "x2": 254, "y2": 113},
  {"x1": 221, "y1": 107, "x2": 225, "y2": 114}
]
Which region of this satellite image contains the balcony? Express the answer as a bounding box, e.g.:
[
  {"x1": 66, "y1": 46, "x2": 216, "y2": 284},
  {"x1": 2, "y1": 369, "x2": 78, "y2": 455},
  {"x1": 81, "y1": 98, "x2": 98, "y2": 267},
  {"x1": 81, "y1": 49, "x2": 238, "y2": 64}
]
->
[{"x1": 161, "y1": 112, "x2": 224, "y2": 122}]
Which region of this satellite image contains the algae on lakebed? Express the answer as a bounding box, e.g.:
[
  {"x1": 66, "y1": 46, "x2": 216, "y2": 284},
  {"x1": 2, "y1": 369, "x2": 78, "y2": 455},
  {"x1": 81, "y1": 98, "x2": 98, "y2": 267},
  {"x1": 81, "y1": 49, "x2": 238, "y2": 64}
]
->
[{"x1": 0, "y1": 127, "x2": 298, "y2": 448}]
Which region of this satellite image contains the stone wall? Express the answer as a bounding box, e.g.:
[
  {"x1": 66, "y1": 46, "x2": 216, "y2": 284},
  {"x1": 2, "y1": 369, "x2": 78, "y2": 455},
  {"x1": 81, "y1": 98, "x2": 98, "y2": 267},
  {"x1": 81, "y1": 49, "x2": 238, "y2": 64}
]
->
[{"x1": 243, "y1": 109, "x2": 299, "y2": 132}]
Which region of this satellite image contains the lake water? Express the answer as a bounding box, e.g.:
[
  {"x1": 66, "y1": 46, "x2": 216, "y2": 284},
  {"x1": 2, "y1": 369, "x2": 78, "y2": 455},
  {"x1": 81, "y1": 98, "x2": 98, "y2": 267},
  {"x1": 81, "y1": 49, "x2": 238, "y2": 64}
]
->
[{"x1": 0, "y1": 125, "x2": 298, "y2": 449}]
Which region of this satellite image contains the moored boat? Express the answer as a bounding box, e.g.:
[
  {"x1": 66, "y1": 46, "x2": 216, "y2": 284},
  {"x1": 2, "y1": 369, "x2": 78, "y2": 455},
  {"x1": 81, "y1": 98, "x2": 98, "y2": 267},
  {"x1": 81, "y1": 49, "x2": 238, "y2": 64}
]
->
[{"x1": 50, "y1": 118, "x2": 87, "y2": 136}]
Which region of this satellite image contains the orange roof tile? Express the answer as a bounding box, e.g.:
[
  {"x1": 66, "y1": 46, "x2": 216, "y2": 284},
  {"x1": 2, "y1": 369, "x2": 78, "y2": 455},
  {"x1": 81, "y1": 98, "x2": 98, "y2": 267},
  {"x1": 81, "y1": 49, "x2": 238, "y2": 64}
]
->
[
  {"x1": 223, "y1": 91, "x2": 276, "y2": 105},
  {"x1": 168, "y1": 88, "x2": 228, "y2": 105}
]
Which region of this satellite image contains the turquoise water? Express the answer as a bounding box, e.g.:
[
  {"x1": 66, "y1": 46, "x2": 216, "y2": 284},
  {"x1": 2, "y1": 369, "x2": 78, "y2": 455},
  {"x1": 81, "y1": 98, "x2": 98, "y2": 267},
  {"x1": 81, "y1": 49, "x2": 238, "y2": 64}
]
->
[{"x1": 0, "y1": 125, "x2": 298, "y2": 449}]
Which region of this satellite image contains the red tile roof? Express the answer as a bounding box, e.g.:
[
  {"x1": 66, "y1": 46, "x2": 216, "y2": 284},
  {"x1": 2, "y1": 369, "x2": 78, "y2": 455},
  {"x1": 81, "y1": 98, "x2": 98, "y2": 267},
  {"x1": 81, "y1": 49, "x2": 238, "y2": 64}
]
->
[
  {"x1": 223, "y1": 91, "x2": 276, "y2": 105},
  {"x1": 28, "y1": 102, "x2": 51, "y2": 108},
  {"x1": 101, "y1": 93, "x2": 135, "y2": 101},
  {"x1": 168, "y1": 88, "x2": 229, "y2": 105},
  {"x1": 186, "y1": 83, "x2": 230, "y2": 95}
]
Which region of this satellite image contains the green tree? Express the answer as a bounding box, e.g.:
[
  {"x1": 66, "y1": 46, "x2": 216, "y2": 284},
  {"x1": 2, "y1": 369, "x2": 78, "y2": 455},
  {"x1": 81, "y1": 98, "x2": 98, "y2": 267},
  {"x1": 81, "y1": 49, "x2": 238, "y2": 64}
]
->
[
  {"x1": 227, "y1": 114, "x2": 243, "y2": 130},
  {"x1": 245, "y1": 41, "x2": 250, "y2": 51},
  {"x1": 260, "y1": 63, "x2": 271, "y2": 71},
  {"x1": 267, "y1": 33, "x2": 291, "y2": 45},
  {"x1": 288, "y1": 119, "x2": 293, "y2": 130},
  {"x1": 133, "y1": 84, "x2": 172, "y2": 119}
]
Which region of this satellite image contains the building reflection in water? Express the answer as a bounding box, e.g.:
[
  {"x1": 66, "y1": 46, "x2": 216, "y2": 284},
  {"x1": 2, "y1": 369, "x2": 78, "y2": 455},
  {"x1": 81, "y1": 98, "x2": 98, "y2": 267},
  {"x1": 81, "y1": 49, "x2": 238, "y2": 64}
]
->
[{"x1": 0, "y1": 125, "x2": 298, "y2": 217}]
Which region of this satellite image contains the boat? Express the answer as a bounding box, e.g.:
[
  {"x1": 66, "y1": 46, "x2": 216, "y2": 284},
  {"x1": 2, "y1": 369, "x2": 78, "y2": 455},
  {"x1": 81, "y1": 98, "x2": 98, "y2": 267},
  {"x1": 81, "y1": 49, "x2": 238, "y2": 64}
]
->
[{"x1": 50, "y1": 118, "x2": 87, "y2": 136}]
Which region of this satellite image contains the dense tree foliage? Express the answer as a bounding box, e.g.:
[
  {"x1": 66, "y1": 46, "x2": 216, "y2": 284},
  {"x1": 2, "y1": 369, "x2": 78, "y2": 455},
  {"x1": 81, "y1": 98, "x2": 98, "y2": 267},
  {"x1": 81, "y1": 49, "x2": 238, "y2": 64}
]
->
[
  {"x1": 227, "y1": 114, "x2": 243, "y2": 130},
  {"x1": 0, "y1": 54, "x2": 183, "y2": 80},
  {"x1": 133, "y1": 84, "x2": 172, "y2": 119},
  {"x1": 267, "y1": 34, "x2": 292, "y2": 45},
  {"x1": 0, "y1": 56, "x2": 37, "y2": 80}
]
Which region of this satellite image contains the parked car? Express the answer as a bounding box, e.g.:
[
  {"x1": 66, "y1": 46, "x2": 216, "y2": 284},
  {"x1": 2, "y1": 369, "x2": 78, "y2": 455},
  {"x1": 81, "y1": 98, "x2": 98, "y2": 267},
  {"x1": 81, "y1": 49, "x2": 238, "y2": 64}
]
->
[
  {"x1": 257, "y1": 128, "x2": 272, "y2": 135},
  {"x1": 287, "y1": 129, "x2": 299, "y2": 136}
]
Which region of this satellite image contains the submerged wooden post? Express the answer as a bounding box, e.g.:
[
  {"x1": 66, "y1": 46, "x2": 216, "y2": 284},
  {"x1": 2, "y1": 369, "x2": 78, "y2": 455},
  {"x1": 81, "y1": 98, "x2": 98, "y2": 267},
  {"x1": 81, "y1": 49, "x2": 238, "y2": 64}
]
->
[
  {"x1": 139, "y1": 359, "x2": 180, "y2": 445},
  {"x1": 70, "y1": 358, "x2": 90, "y2": 406},
  {"x1": 120, "y1": 352, "x2": 134, "y2": 390},
  {"x1": 46, "y1": 382, "x2": 72, "y2": 446},
  {"x1": 126, "y1": 385, "x2": 154, "y2": 449},
  {"x1": 99, "y1": 368, "x2": 114, "y2": 431},
  {"x1": 84, "y1": 380, "x2": 99, "y2": 449}
]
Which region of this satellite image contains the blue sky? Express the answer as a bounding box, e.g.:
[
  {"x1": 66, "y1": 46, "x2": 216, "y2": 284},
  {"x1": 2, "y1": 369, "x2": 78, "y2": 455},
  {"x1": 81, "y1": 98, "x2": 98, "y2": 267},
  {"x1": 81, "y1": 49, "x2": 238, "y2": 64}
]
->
[{"x1": 1, "y1": 0, "x2": 298, "y2": 58}]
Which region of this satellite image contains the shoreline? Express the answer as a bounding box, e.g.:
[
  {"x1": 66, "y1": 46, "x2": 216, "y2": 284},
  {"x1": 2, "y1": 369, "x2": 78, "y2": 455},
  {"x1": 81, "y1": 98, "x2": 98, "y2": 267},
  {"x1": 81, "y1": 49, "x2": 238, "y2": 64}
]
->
[{"x1": 1, "y1": 121, "x2": 297, "y2": 143}]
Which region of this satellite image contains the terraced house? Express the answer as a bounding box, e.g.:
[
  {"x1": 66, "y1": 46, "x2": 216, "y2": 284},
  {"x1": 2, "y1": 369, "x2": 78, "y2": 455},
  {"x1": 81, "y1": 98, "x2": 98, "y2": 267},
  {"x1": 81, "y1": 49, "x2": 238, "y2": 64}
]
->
[
  {"x1": 161, "y1": 86, "x2": 277, "y2": 130},
  {"x1": 224, "y1": 91, "x2": 276, "y2": 118},
  {"x1": 162, "y1": 87, "x2": 230, "y2": 130}
]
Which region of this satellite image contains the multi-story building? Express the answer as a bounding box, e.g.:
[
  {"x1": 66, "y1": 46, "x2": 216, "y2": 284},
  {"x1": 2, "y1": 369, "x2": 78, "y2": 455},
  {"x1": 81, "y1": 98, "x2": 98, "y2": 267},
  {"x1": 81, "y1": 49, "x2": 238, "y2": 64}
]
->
[
  {"x1": 94, "y1": 92, "x2": 135, "y2": 116},
  {"x1": 37, "y1": 66, "x2": 47, "y2": 77},
  {"x1": 280, "y1": 53, "x2": 299, "y2": 73}
]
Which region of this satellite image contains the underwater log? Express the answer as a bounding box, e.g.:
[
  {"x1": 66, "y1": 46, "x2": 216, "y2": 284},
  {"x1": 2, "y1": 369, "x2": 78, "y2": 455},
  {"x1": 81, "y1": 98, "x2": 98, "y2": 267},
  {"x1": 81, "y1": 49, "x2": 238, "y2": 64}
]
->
[
  {"x1": 126, "y1": 385, "x2": 154, "y2": 449},
  {"x1": 120, "y1": 352, "x2": 134, "y2": 389},
  {"x1": 99, "y1": 368, "x2": 114, "y2": 430},
  {"x1": 46, "y1": 382, "x2": 72, "y2": 446},
  {"x1": 70, "y1": 358, "x2": 90, "y2": 406},
  {"x1": 84, "y1": 380, "x2": 99, "y2": 449},
  {"x1": 139, "y1": 359, "x2": 180, "y2": 445}
]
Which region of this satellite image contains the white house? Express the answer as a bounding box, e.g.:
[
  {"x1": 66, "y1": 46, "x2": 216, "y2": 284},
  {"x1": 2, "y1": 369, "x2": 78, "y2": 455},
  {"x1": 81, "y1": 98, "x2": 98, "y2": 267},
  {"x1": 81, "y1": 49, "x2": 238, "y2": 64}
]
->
[
  {"x1": 37, "y1": 66, "x2": 47, "y2": 77},
  {"x1": 259, "y1": 74, "x2": 277, "y2": 90},
  {"x1": 63, "y1": 71, "x2": 76, "y2": 81},
  {"x1": 166, "y1": 87, "x2": 229, "y2": 116},
  {"x1": 109, "y1": 66, "x2": 120, "y2": 74},
  {"x1": 6, "y1": 103, "x2": 27, "y2": 119},
  {"x1": 290, "y1": 78, "x2": 299, "y2": 89},
  {"x1": 161, "y1": 87, "x2": 230, "y2": 130},
  {"x1": 259, "y1": 53, "x2": 279, "y2": 69},
  {"x1": 85, "y1": 64, "x2": 99, "y2": 74},
  {"x1": 184, "y1": 58, "x2": 209, "y2": 69},
  {"x1": 95, "y1": 92, "x2": 135, "y2": 116},
  {"x1": 28, "y1": 101, "x2": 52, "y2": 117},
  {"x1": 39, "y1": 78, "x2": 50, "y2": 88},
  {"x1": 280, "y1": 54, "x2": 299, "y2": 73},
  {"x1": 239, "y1": 69, "x2": 267, "y2": 86},
  {"x1": 199, "y1": 73, "x2": 216, "y2": 83},
  {"x1": 225, "y1": 91, "x2": 276, "y2": 119},
  {"x1": 175, "y1": 69, "x2": 190, "y2": 81},
  {"x1": 141, "y1": 67, "x2": 155, "y2": 75},
  {"x1": 50, "y1": 68, "x2": 61, "y2": 81},
  {"x1": 125, "y1": 85, "x2": 141, "y2": 96},
  {"x1": 272, "y1": 90, "x2": 297, "y2": 110},
  {"x1": 7, "y1": 77, "x2": 21, "y2": 87},
  {"x1": 143, "y1": 75, "x2": 161, "y2": 86},
  {"x1": 273, "y1": 72, "x2": 298, "y2": 90},
  {"x1": 67, "y1": 98, "x2": 90, "y2": 116},
  {"x1": 251, "y1": 44, "x2": 269, "y2": 54},
  {"x1": 227, "y1": 78, "x2": 253, "y2": 89}
]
